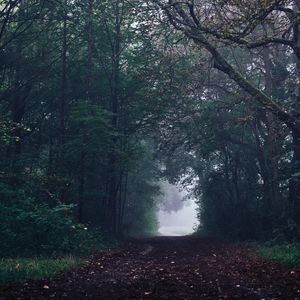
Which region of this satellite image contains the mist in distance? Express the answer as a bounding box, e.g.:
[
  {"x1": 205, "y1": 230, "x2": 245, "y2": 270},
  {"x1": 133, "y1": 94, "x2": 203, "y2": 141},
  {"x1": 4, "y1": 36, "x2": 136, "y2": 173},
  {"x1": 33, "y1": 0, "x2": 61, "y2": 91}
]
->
[{"x1": 158, "y1": 181, "x2": 199, "y2": 236}]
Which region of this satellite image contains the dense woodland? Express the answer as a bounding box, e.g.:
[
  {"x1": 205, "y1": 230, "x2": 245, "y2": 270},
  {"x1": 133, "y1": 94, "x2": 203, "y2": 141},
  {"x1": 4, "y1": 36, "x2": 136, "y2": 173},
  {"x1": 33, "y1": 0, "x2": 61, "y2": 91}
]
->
[{"x1": 1, "y1": 0, "x2": 300, "y2": 257}]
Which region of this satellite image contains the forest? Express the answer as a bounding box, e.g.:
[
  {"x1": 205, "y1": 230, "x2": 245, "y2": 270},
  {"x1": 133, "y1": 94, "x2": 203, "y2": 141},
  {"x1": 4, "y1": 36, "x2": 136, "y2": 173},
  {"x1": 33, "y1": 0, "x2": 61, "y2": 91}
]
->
[
  {"x1": 1, "y1": 0, "x2": 300, "y2": 251},
  {"x1": 1, "y1": 0, "x2": 300, "y2": 298}
]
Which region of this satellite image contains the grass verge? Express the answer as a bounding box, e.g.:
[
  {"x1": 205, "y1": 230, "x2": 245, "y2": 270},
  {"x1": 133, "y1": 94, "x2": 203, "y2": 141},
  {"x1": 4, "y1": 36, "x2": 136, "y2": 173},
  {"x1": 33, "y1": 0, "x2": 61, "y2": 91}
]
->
[
  {"x1": 259, "y1": 244, "x2": 300, "y2": 266},
  {"x1": 0, "y1": 256, "x2": 82, "y2": 284}
]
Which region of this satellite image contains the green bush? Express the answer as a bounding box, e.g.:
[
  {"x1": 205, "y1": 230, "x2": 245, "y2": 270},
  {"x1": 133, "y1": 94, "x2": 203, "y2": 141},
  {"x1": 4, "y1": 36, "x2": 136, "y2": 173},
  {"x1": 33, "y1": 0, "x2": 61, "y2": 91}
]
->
[{"x1": 0, "y1": 181, "x2": 106, "y2": 257}]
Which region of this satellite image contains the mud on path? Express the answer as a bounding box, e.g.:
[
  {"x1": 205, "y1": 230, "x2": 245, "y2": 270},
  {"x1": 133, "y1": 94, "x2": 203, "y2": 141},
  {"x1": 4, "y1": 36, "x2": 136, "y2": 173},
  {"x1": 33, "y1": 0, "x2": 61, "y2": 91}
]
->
[{"x1": 1, "y1": 236, "x2": 300, "y2": 300}]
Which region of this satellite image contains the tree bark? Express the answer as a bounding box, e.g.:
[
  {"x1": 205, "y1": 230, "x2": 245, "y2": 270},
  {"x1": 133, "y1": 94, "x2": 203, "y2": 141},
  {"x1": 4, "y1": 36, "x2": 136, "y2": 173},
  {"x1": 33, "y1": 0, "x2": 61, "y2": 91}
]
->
[
  {"x1": 59, "y1": 6, "x2": 68, "y2": 162},
  {"x1": 78, "y1": 150, "x2": 86, "y2": 223},
  {"x1": 289, "y1": 127, "x2": 300, "y2": 222},
  {"x1": 107, "y1": 0, "x2": 122, "y2": 234}
]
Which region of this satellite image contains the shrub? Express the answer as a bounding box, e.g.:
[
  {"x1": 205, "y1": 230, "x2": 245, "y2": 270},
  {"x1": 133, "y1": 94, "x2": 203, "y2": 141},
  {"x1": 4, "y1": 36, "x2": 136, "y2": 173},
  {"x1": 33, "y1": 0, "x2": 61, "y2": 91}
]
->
[{"x1": 0, "y1": 181, "x2": 106, "y2": 257}]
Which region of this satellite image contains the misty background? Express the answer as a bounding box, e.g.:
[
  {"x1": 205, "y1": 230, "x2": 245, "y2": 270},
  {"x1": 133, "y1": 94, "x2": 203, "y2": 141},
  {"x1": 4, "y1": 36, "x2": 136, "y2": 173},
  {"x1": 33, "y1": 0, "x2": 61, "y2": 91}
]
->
[{"x1": 158, "y1": 181, "x2": 199, "y2": 236}]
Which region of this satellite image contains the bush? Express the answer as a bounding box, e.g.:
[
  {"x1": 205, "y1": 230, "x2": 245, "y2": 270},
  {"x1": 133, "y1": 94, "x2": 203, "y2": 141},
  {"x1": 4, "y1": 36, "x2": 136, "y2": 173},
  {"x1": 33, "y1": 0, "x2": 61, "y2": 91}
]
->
[{"x1": 0, "y1": 181, "x2": 106, "y2": 257}]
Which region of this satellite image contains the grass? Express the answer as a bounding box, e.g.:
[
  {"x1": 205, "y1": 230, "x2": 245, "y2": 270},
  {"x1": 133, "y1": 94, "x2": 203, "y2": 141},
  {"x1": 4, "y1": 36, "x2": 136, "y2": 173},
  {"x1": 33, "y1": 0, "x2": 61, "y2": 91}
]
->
[
  {"x1": 259, "y1": 244, "x2": 300, "y2": 266},
  {"x1": 0, "y1": 256, "x2": 82, "y2": 284}
]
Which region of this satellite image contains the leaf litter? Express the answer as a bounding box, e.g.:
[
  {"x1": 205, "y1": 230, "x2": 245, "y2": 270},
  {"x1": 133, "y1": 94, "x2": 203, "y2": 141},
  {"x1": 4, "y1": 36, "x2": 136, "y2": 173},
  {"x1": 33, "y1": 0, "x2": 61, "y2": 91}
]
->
[{"x1": 1, "y1": 236, "x2": 300, "y2": 299}]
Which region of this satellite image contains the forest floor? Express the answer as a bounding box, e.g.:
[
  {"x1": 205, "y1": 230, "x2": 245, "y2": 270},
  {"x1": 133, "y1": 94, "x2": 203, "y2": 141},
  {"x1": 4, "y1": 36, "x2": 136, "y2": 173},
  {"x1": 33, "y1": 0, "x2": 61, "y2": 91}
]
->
[{"x1": 1, "y1": 236, "x2": 300, "y2": 300}]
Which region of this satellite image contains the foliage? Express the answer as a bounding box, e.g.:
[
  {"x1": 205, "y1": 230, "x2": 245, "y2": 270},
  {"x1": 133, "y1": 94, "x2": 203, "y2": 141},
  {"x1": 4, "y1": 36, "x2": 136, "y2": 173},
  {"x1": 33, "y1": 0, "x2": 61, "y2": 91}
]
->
[
  {"x1": 0, "y1": 0, "x2": 168, "y2": 257},
  {"x1": 0, "y1": 180, "x2": 107, "y2": 257},
  {"x1": 259, "y1": 244, "x2": 300, "y2": 266},
  {"x1": 1, "y1": 0, "x2": 300, "y2": 261},
  {"x1": 154, "y1": 0, "x2": 300, "y2": 242}
]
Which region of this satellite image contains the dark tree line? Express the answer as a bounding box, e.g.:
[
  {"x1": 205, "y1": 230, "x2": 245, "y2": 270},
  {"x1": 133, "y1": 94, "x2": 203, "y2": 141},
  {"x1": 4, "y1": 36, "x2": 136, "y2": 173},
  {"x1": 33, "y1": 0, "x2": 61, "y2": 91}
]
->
[{"x1": 0, "y1": 0, "x2": 181, "y2": 255}]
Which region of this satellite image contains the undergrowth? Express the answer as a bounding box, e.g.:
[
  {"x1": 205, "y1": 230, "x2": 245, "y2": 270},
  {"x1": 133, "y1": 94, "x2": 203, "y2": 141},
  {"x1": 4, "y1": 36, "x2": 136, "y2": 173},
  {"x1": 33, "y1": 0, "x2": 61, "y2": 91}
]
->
[
  {"x1": 259, "y1": 244, "x2": 300, "y2": 266},
  {"x1": 0, "y1": 256, "x2": 82, "y2": 284}
]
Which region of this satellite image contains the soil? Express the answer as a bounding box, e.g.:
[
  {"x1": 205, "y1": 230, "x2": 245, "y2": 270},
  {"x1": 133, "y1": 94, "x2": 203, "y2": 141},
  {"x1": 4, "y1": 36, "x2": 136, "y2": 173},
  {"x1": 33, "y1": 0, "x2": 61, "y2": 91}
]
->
[{"x1": 1, "y1": 236, "x2": 300, "y2": 299}]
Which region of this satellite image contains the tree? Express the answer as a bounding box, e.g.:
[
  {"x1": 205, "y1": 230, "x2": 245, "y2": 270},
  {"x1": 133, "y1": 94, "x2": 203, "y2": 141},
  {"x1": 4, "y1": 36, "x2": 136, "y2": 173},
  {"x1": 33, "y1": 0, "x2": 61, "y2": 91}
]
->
[
  {"x1": 155, "y1": 0, "x2": 300, "y2": 223},
  {"x1": 0, "y1": 0, "x2": 173, "y2": 244}
]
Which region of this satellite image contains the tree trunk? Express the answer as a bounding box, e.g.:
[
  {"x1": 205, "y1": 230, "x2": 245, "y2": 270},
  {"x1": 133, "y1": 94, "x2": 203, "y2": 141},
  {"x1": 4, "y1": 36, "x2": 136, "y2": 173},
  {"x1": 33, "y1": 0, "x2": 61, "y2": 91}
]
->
[
  {"x1": 86, "y1": 0, "x2": 93, "y2": 101},
  {"x1": 59, "y1": 6, "x2": 68, "y2": 162},
  {"x1": 8, "y1": 9, "x2": 26, "y2": 174},
  {"x1": 107, "y1": 0, "x2": 122, "y2": 234},
  {"x1": 57, "y1": 4, "x2": 68, "y2": 203},
  {"x1": 78, "y1": 150, "x2": 86, "y2": 223},
  {"x1": 289, "y1": 127, "x2": 300, "y2": 223},
  {"x1": 290, "y1": 0, "x2": 300, "y2": 223},
  {"x1": 261, "y1": 48, "x2": 280, "y2": 212}
]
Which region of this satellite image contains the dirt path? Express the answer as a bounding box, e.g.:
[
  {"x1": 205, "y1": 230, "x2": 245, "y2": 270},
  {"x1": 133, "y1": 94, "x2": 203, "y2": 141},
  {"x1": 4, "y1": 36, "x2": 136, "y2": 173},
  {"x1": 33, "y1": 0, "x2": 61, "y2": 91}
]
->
[{"x1": 1, "y1": 236, "x2": 300, "y2": 299}]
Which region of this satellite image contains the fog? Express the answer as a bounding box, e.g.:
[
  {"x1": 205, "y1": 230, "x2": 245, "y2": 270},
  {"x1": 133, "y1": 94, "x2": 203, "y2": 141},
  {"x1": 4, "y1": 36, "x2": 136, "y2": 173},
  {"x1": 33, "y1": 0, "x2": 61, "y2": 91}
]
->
[{"x1": 158, "y1": 182, "x2": 199, "y2": 236}]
